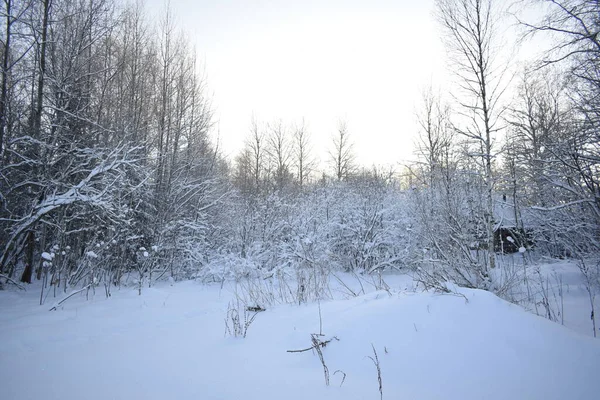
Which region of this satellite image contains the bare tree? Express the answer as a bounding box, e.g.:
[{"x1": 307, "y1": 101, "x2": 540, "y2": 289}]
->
[
  {"x1": 520, "y1": 1, "x2": 600, "y2": 77},
  {"x1": 329, "y1": 119, "x2": 356, "y2": 181},
  {"x1": 410, "y1": 85, "x2": 494, "y2": 290},
  {"x1": 153, "y1": 5, "x2": 180, "y2": 214},
  {"x1": 437, "y1": 0, "x2": 509, "y2": 275},
  {"x1": 519, "y1": 1, "x2": 600, "y2": 254},
  {"x1": 233, "y1": 147, "x2": 253, "y2": 194},
  {"x1": 506, "y1": 69, "x2": 566, "y2": 205},
  {"x1": 248, "y1": 117, "x2": 265, "y2": 193},
  {"x1": 292, "y1": 118, "x2": 315, "y2": 189},
  {"x1": 415, "y1": 87, "x2": 454, "y2": 187},
  {"x1": 114, "y1": 1, "x2": 154, "y2": 145},
  {"x1": 0, "y1": 0, "x2": 223, "y2": 290},
  {"x1": 267, "y1": 120, "x2": 292, "y2": 191},
  {"x1": 0, "y1": 0, "x2": 34, "y2": 156}
]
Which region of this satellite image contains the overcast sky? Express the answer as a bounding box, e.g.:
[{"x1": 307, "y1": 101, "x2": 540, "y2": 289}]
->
[{"x1": 143, "y1": 0, "x2": 454, "y2": 169}]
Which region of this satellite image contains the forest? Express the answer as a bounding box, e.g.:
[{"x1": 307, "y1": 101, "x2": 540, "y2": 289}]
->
[
  {"x1": 0, "y1": 0, "x2": 598, "y2": 312},
  {"x1": 0, "y1": 1, "x2": 599, "y2": 399}
]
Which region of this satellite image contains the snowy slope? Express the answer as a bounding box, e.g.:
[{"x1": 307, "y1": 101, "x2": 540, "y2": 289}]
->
[{"x1": 1, "y1": 280, "x2": 599, "y2": 400}]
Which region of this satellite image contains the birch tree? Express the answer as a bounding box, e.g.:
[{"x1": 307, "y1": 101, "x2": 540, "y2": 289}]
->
[{"x1": 436, "y1": 0, "x2": 508, "y2": 277}]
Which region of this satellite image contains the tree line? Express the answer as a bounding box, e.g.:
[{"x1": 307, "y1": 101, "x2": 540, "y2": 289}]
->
[{"x1": 0, "y1": 0, "x2": 598, "y2": 302}]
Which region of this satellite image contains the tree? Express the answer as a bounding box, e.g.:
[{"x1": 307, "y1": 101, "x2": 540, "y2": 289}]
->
[
  {"x1": 233, "y1": 146, "x2": 254, "y2": 195},
  {"x1": 248, "y1": 117, "x2": 266, "y2": 193},
  {"x1": 436, "y1": 0, "x2": 508, "y2": 276},
  {"x1": 410, "y1": 86, "x2": 495, "y2": 290},
  {"x1": 267, "y1": 120, "x2": 292, "y2": 191},
  {"x1": 292, "y1": 118, "x2": 315, "y2": 189},
  {"x1": 329, "y1": 119, "x2": 356, "y2": 181},
  {"x1": 0, "y1": 144, "x2": 140, "y2": 278},
  {"x1": 0, "y1": 0, "x2": 223, "y2": 292},
  {"x1": 232, "y1": 117, "x2": 268, "y2": 196},
  {"x1": 505, "y1": 70, "x2": 565, "y2": 205},
  {"x1": 30, "y1": 0, "x2": 50, "y2": 144},
  {"x1": 415, "y1": 87, "x2": 454, "y2": 187},
  {"x1": 0, "y1": 0, "x2": 34, "y2": 156},
  {"x1": 519, "y1": 0, "x2": 600, "y2": 255}
]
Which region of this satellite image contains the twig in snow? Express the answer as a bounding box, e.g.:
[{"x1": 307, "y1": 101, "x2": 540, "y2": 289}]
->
[
  {"x1": 225, "y1": 301, "x2": 260, "y2": 338},
  {"x1": 287, "y1": 334, "x2": 340, "y2": 386},
  {"x1": 0, "y1": 273, "x2": 26, "y2": 290},
  {"x1": 334, "y1": 370, "x2": 347, "y2": 387},
  {"x1": 368, "y1": 343, "x2": 383, "y2": 400},
  {"x1": 286, "y1": 336, "x2": 339, "y2": 353},
  {"x1": 49, "y1": 284, "x2": 91, "y2": 311},
  {"x1": 318, "y1": 299, "x2": 323, "y2": 336},
  {"x1": 312, "y1": 333, "x2": 330, "y2": 386},
  {"x1": 331, "y1": 273, "x2": 357, "y2": 297}
]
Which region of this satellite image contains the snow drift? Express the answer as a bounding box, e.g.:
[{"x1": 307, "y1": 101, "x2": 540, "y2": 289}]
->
[{"x1": 1, "y1": 280, "x2": 598, "y2": 400}]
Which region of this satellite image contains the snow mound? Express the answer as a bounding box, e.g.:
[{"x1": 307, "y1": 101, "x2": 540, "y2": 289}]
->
[{"x1": 0, "y1": 282, "x2": 598, "y2": 400}]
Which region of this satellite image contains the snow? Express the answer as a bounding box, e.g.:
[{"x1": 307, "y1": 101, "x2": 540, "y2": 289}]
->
[
  {"x1": 40, "y1": 252, "x2": 53, "y2": 261},
  {"x1": 86, "y1": 251, "x2": 98, "y2": 259},
  {"x1": 1, "y1": 273, "x2": 599, "y2": 400},
  {"x1": 518, "y1": 259, "x2": 599, "y2": 336}
]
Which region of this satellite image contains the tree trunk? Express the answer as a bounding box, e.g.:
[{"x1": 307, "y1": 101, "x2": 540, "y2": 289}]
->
[
  {"x1": 33, "y1": 0, "x2": 50, "y2": 138},
  {"x1": 20, "y1": 231, "x2": 35, "y2": 284},
  {"x1": 0, "y1": 0, "x2": 12, "y2": 156}
]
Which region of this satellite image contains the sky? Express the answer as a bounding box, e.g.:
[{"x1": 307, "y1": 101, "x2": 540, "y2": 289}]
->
[{"x1": 141, "y1": 1, "x2": 458, "y2": 170}]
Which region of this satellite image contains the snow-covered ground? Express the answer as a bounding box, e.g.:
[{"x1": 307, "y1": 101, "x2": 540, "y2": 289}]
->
[
  {"x1": 492, "y1": 255, "x2": 600, "y2": 337},
  {"x1": 1, "y1": 267, "x2": 599, "y2": 400}
]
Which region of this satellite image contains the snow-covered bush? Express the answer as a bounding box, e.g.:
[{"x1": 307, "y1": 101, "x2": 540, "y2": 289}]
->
[
  {"x1": 198, "y1": 176, "x2": 412, "y2": 286},
  {"x1": 407, "y1": 167, "x2": 494, "y2": 291}
]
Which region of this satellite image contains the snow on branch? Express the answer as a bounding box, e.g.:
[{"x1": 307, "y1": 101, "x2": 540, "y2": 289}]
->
[
  {"x1": 0, "y1": 144, "x2": 139, "y2": 271},
  {"x1": 531, "y1": 199, "x2": 597, "y2": 212}
]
